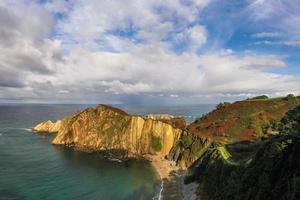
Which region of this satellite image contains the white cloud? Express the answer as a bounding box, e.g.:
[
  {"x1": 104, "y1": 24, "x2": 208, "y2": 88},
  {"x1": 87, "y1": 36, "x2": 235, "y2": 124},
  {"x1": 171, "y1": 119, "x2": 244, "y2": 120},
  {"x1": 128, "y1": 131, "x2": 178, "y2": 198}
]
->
[
  {"x1": 0, "y1": 0, "x2": 299, "y2": 104},
  {"x1": 44, "y1": 45, "x2": 298, "y2": 100},
  {"x1": 253, "y1": 40, "x2": 300, "y2": 47},
  {"x1": 52, "y1": 0, "x2": 210, "y2": 51},
  {"x1": 170, "y1": 94, "x2": 179, "y2": 98},
  {"x1": 248, "y1": 0, "x2": 300, "y2": 40},
  {"x1": 248, "y1": 1, "x2": 300, "y2": 49},
  {"x1": 252, "y1": 32, "x2": 283, "y2": 38},
  {"x1": 173, "y1": 25, "x2": 207, "y2": 51},
  {"x1": 58, "y1": 90, "x2": 70, "y2": 94},
  {"x1": 0, "y1": 0, "x2": 62, "y2": 88}
]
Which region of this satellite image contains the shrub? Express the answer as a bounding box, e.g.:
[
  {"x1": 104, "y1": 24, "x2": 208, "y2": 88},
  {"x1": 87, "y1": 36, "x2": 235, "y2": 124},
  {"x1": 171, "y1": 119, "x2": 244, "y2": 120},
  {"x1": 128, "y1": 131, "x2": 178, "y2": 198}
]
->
[
  {"x1": 285, "y1": 93, "x2": 295, "y2": 100},
  {"x1": 215, "y1": 102, "x2": 231, "y2": 110},
  {"x1": 250, "y1": 95, "x2": 269, "y2": 100},
  {"x1": 151, "y1": 135, "x2": 162, "y2": 152}
]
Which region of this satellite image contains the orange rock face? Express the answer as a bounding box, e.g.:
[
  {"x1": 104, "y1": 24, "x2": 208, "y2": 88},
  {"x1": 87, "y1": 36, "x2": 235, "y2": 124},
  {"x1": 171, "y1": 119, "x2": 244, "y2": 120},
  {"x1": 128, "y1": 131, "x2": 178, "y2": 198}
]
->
[
  {"x1": 35, "y1": 104, "x2": 185, "y2": 157},
  {"x1": 32, "y1": 120, "x2": 62, "y2": 133}
]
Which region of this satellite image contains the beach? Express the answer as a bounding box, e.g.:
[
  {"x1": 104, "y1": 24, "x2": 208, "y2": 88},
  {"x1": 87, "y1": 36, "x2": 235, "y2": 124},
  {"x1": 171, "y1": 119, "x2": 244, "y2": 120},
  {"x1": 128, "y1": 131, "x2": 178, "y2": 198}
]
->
[{"x1": 147, "y1": 155, "x2": 198, "y2": 200}]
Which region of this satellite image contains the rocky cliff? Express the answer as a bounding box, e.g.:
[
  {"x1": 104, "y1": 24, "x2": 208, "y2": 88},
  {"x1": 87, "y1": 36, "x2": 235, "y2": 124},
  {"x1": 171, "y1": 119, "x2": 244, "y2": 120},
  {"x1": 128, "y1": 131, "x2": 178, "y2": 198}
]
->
[
  {"x1": 168, "y1": 131, "x2": 213, "y2": 168},
  {"x1": 32, "y1": 120, "x2": 62, "y2": 133},
  {"x1": 34, "y1": 104, "x2": 185, "y2": 158}
]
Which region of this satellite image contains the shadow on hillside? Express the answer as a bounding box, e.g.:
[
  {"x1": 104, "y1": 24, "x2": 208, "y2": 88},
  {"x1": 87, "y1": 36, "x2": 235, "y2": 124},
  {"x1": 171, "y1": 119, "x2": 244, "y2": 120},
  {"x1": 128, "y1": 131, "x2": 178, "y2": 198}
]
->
[{"x1": 226, "y1": 140, "x2": 263, "y2": 160}]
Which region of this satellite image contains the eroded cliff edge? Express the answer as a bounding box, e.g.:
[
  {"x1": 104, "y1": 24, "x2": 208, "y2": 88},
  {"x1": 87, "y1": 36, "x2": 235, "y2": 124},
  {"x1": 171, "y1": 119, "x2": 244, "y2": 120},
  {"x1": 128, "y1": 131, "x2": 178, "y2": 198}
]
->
[{"x1": 33, "y1": 104, "x2": 185, "y2": 158}]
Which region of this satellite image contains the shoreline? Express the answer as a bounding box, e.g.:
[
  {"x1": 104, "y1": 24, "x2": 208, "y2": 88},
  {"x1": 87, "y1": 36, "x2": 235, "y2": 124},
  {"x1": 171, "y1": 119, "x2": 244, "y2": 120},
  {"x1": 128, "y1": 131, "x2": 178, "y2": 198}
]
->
[
  {"x1": 53, "y1": 145, "x2": 198, "y2": 199},
  {"x1": 146, "y1": 155, "x2": 198, "y2": 200}
]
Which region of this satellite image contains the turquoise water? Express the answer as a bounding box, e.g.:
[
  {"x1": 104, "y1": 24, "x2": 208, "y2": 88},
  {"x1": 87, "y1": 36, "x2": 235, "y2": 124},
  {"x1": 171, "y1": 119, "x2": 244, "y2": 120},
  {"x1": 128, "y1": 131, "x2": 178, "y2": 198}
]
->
[{"x1": 0, "y1": 104, "x2": 214, "y2": 200}]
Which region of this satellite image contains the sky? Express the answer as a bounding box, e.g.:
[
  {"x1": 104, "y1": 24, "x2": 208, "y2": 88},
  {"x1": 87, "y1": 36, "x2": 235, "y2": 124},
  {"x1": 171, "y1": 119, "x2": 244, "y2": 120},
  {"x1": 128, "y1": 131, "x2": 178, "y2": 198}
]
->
[{"x1": 0, "y1": 0, "x2": 300, "y2": 104}]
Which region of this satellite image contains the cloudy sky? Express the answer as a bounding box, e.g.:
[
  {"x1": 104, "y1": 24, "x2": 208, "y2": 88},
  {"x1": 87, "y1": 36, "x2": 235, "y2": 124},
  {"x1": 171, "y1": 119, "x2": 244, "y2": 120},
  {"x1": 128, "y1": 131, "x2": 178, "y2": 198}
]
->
[{"x1": 0, "y1": 0, "x2": 300, "y2": 104}]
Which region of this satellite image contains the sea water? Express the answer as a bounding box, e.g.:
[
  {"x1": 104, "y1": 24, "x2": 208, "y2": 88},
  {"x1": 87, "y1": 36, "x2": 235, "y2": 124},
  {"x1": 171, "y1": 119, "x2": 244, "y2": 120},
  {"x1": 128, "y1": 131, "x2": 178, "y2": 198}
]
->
[{"x1": 0, "y1": 104, "x2": 214, "y2": 200}]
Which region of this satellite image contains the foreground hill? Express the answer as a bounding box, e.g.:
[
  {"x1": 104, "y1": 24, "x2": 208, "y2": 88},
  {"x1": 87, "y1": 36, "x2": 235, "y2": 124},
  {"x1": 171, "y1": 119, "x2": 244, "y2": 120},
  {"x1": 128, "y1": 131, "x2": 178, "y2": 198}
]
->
[{"x1": 188, "y1": 95, "x2": 300, "y2": 143}]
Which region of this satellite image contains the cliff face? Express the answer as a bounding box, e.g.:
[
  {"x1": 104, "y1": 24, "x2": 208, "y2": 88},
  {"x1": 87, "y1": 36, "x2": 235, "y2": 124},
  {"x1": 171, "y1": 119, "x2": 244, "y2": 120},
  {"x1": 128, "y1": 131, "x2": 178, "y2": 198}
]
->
[
  {"x1": 39, "y1": 105, "x2": 185, "y2": 157},
  {"x1": 146, "y1": 114, "x2": 186, "y2": 129},
  {"x1": 168, "y1": 132, "x2": 213, "y2": 169},
  {"x1": 32, "y1": 120, "x2": 62, "y2": 133}
]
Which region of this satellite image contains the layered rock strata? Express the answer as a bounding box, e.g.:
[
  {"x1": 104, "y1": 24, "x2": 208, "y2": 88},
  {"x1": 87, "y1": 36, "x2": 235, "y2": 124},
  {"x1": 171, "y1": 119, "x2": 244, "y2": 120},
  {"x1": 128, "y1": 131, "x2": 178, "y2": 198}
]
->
[
  {"x1": 32, "y1": 120, "x2": 62, "y2": 133},
  {"x1": 34, "y1": 104, "x2": 185, "y2": 157}
]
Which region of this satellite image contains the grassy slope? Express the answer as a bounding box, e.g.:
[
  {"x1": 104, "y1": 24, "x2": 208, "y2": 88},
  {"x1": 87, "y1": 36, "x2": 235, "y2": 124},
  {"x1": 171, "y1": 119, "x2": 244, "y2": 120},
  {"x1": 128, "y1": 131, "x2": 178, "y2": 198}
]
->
[{"x1": 188, "y1": 96, "x2": 300, "y2": 143}]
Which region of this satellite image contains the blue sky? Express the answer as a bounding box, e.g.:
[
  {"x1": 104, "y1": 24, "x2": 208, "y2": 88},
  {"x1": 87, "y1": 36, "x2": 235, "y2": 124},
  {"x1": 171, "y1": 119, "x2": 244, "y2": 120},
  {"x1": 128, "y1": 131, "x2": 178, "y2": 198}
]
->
[{"x1": 0, "y1": 0, "x2": 299, "y2": 104}]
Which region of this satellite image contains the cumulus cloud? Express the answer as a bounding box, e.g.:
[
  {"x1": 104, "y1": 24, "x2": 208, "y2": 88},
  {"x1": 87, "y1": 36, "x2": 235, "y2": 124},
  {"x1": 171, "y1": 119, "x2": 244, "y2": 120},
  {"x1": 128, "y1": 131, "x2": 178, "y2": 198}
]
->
[
  {"x1": 172, "y1": 25, "x2": 207, "y2": 51},
  {"x1": 0, "y1": 0, "x2": 299, "y2": 104},
  {"x1": 53, "y1": 0, "x2": 210, "y2": 51},
  {"x1": 45, "y1": 45, "x2": 298, "y2": 102},
  {"x1": 0, "y1": 0, "x2": 62, "y2": 88}
]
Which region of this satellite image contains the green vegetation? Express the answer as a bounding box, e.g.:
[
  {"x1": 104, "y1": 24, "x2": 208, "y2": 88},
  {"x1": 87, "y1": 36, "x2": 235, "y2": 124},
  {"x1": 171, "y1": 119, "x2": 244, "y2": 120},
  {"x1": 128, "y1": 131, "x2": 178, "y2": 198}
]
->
[
  {"x1": 285, "y1": 93, "x2": 295, "y2": 100},
  {"x1": 151, "y1": 135, "x2": 162, "y2": 152},
  {"x1": 266, "y1": 105, "x2": 300, "y2": 135},
  {"x1": 184, "y1": 142, "x2": 239, "y2": 199},
  {"x1": 185, "y1": 106, "x2": 300, "y2": 200},
  {"x1": 168, "y1": 132, "x2": 212, "y2": 168}
]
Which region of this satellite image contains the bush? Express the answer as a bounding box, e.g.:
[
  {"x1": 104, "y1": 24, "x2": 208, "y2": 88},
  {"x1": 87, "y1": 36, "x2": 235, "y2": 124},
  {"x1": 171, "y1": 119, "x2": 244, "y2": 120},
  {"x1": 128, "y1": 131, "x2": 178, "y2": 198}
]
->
[
  {"x1": 250, "y1": 95, "x2": 269, "y2": 100},
  {"x1": 216, "y1": 102, "x2": 231, "y2": 110},
  {"x1": 285, "y1": 93, "x2": 295, "y2": 100},
  {"x1": 151, "y1": 135, "x2": 162, "y2": 152}
]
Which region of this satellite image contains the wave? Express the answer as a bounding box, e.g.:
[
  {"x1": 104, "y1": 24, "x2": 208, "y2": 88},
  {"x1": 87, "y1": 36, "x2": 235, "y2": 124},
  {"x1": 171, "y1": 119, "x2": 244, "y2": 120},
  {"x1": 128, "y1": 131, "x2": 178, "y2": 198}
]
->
[
  {"x1": 1, "y1": 127, "x2": 32, "y2": 132},
  {"x1": 19, "y1": 128, "x2": 32, "y2": 132},
  {"x1": 158, "y1": 179, "x2": 163, "y2": 200},
  {"x1": 108, "y1": 157, "x2": 122, "y2": 163},
  {"x1": 152, "y1": 175, "x2": 163, "y2": 200}
]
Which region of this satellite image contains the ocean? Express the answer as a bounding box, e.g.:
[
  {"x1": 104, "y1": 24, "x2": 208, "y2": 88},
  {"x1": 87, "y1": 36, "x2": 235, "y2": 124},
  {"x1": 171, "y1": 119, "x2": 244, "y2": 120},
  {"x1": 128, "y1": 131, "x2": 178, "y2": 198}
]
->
[{"x1": 0, "y1": 104, "x2": 214, "y2": 200}]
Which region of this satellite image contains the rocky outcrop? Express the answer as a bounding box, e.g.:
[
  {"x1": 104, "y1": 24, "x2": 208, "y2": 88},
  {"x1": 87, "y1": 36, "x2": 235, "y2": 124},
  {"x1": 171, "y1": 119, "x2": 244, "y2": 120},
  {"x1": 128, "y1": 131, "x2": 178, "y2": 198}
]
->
[
  {"x1": 35, "y1": 104, "x2": 185, "y2": 157},
  {"x1": 146, "y1": 114, "x2": 175, "y2": 120},
  {"x1": 168, "y1": 132, "x2": 213, "y2": 169},
  {"x1": 32, "y1": 120, "x2": 62, "y2": 133},
  {"x1": 146, "y1": 114, "x2": 186, "y2": 129}
]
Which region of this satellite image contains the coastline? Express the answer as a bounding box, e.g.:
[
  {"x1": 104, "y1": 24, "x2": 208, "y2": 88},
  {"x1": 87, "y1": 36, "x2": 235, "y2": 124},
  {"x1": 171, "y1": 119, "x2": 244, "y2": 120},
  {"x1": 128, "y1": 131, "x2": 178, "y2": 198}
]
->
[{"x1": 146, "y1": 155, "x2": 198, "y2": 200}]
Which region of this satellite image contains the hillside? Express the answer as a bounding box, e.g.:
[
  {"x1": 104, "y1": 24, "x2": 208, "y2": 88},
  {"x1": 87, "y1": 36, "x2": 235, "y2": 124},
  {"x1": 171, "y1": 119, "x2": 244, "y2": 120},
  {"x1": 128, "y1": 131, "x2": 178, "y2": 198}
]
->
[
  {"x1": 184, "y1": 105, "x2": 300, "y2": 200},
  {"x1": 188, "y1": 95, "x2": 300, "y2": 143}
]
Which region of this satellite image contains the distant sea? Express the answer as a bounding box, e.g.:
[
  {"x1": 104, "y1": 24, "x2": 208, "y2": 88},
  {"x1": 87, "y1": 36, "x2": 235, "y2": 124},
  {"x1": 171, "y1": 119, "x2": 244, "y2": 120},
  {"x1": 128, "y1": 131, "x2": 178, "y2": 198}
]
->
[{"x1": 0, "y1": 104, "x2": 214, "y2": 200}]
